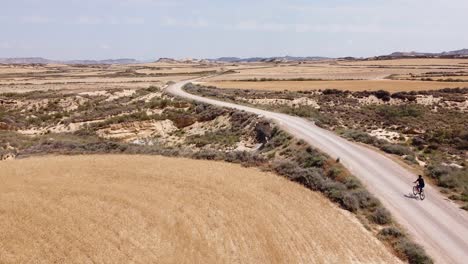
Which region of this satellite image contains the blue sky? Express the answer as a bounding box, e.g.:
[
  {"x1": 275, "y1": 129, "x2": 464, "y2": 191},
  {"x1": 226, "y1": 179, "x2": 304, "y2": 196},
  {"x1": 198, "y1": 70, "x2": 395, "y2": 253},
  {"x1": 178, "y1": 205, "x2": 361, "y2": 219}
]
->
[{"x1": 1, "y1": 0, "x2": 467, "y2": 60}]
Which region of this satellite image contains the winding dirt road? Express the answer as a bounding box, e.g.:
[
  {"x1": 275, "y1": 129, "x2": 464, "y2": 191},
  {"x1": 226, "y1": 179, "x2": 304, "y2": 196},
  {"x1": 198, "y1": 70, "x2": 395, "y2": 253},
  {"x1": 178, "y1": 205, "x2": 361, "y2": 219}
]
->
[{"x1": 167, "y1": 80, "x2": 468, "y2": 264}]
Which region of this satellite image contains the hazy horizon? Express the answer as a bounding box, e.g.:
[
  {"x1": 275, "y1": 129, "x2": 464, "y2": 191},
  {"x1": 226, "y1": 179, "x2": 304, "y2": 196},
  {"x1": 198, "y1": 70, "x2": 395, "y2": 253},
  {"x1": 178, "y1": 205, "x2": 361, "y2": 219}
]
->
[{"x1": 1, "y1": 0, "x2": 468, "y2": 60}]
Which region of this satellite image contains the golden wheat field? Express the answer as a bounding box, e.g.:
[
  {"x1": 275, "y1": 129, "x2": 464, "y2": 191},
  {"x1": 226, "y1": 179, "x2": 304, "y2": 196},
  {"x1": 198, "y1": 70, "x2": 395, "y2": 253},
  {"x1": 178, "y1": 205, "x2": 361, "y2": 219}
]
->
[
  {"x1": 0, "y1": 155, "x2": 400, "y2": 264},
  {"x1": 205, "y1": 59, "x2": 468, "y2": 81},
  {"x1": 0, "y1": 62, "x2": 225, "y2": 93},
  {"x1": 201, "y1": 79, "x2": 467, "y2": 92}
]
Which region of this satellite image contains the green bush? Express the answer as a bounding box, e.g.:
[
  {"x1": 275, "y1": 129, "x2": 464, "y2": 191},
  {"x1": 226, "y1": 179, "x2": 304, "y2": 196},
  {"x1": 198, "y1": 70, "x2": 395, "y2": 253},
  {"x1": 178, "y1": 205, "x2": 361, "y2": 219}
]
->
[
  {"x1": 224, "y1": 151, "x2": 266, "y2": 167},
  {"x1": 186, "y1": 131, "x2": 240, "y2": 147},
  {"x1": 342, "y1": 130, "x2": 376, "y2": 145},
  {"x1": 352, "y1": 189, "x2": 380, "y2": 209},
  {"x1": 375, "y1": 105, "x2": 423, "y2": 120},
  {"x1": 378, "y1": 227, "x2": 403, "y2": 238},
  {"x1": 428, "y1": 165, "x2": 468, "y2": 191},
  {"x1": 342, "y1": 193, "x2": 360, "y2": 212},
  {"x1": 395, "y1": 238, "x2": 433, "y2": 264},
  {"x1": 381, "y1": 144, "x2": 412, "y2": 156},
  {"x1": 371, "y1": 207, "x2": 392, "y2": 225}
]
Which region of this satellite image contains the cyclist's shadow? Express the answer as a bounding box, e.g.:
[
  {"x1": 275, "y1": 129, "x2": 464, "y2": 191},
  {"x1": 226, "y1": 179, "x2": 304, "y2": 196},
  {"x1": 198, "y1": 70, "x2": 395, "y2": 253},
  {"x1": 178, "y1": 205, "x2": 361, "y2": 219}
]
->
[{"x1": 404, "y1": 193, "x2": 419, "y2": 200}]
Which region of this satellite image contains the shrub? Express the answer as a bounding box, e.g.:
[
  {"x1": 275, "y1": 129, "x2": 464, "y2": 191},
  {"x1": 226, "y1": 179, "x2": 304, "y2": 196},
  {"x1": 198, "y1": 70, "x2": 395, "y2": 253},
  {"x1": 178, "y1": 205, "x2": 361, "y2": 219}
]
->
[
  {"x1": 352, "y1": 189, "x2": 380, "y2": 209},
  {"x1": 342, "y1": 130, "x2": 376, "y2": 145},
  {"x1": 186, "y1": 131, "x2": 240, "y2": 147},
  {"x1": 373, "y1": 90, "x2": 391, "y2": 101},
  {"x1": 167, "y1": 113, "x2": 196, "y2": 128},
  {"x1": 321, "y1": 180, "x2": 347, "y2": 203},
  {"x1": 342, "y1": 193, "x2": 359, "y2": 212},
  {"x1": 147, "y1": 98, "x2": 170, "y2": 109},
  {"x1": 440, "y1": 168, "x2": 468, "y2": 190},
  {"x1": 255, "y1": 121, "x2": 272, "y2": 144},
  {"x1": 381, "y1": 144, "x2": 412, "y2": 156},
  {"x1": 327, "y1": 166, "x2": 342, "y2": 180},
  {"x1": 412, "y1": 137, "x2": 426, "y2": 146},
  {"x1": 371, "y1": 207, "x2": 392, "y2": 225},
  {"x1": 296, "y1": 150, "x2": 326, "y2": 168},
  {"x1": 344, "y1": 177, "x2": 361, "y2": 189},
  {"x1": 195, "y1": 104, "x2": 227, "y2": 122},
  {"x1": 272, "y1": 161, "x2": 326, "y2": 191},
  {"x1": 146, "y1": 86, "x2": 160, "y2": 92},
  {"x1": 225, "y1": 151, "x2": 266, "y2": 167},
  {"x1": 395, "y1": 238, "x2": 433, "y2": 264},
  {"x1": 378, "y1": 227, "x2": 403, "y2": 238},
  {"x1": 262, "y1": 128, "x2": 291, "y2": 151},
  {"x1": 375, "y1": 105, "x2": 423, "y2": 120},
  {"x1": 427, "y1": 164, "x2": 451, "y2": 181},
  {"x1": 191, "y1": 149, "x2": 224, "y2": 160}
]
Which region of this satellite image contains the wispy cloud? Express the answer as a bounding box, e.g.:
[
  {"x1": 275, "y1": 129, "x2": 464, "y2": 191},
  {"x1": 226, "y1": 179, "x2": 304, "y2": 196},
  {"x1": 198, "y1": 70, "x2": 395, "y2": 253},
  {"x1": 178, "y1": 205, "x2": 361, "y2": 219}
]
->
[
  {"x1": 20, "y1": 15, "x2": 53, "y2": 24},
  {"x1": 74, "y1": 16, "x2": 145, "y2": 25},
  {"x1": 161, "y1": 16, "x2": 208, "y2": 28},
  {"x1": 117, "y1": 0, "x2": 182, "y2": 7},
  {"x1": 159, "y1": 16, "x2": 381, "y2": 34},
  {"x1": 0, "y1": 41, "x2": 12, "y2": 49},
  {"x1": 99, "y1": 43, "x2": 111, "y2": 49},
  {"x1": 75, "y1": 16, "x2": 103, "y2": 25}
]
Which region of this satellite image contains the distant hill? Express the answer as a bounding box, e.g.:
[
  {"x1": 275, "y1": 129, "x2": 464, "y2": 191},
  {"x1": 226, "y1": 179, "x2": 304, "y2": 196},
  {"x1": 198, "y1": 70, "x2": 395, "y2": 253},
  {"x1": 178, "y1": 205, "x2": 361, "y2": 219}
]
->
[
  {"x1": 0, "y1": 57, "x2": 139, "y2": 65},
  {"x1": 210, "y1": 56, "x2": 330, "y2": 63},
  {"x1": 441, "y1": 49, "x2": 468, "y2": 56},
  {"x1": 382, "y1": 49, "x2": 468, "y2": 58},
  {"x1": 0, "y1": 57, "x2": 53, "y2": 64},
  {"x1": 155, "y1": 58, "x2": 180, "y2": 63},
  {"x1": 66, "y1": 58, "x2": 139, "y2": 65}
]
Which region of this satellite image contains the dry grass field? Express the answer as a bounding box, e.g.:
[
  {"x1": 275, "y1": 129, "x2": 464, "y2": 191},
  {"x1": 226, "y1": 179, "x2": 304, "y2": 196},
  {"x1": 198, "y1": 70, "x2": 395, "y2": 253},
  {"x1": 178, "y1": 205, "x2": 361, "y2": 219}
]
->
[
  {"x1": 0, "y1": 62, "x2": 227, "y2": 94},
  {"x1": 201, "y1": 79, "x2": 467, "y2": 92},
  {"x1": 205, "y1": 59, "x2": 468, "y2": 81},
  {"x1": 2, "y1": 58, "x2": 467, "y2": 93},
  {"x1": 201, "y1": 58, "x2": 468, "y2": 92},
  {"x1": 0, "y1": 155, "x2": 401, "y2": 264}
]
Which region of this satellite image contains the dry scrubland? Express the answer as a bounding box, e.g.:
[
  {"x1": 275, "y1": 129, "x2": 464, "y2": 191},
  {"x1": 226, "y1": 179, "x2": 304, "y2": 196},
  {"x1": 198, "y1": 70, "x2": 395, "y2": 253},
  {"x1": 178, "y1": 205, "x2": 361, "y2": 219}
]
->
[
  {"x1": 186, "y1": 83, "x2": 468, "y2": 211},
  {"x1": 201, "y1": 80, "x2": 466, "y2": 92},
  {"x1": 0, "y1": 155, "x2": 401, "y2": 264},
  {"x1": 0, "y1": 62, "x2": 231, "y2": 93},
  {"x1": 203, "y1": 58, "x2": 468, "y2": 92},
  {"x1": 0, "y1": 59, "x2": 455, "y2": 263}
]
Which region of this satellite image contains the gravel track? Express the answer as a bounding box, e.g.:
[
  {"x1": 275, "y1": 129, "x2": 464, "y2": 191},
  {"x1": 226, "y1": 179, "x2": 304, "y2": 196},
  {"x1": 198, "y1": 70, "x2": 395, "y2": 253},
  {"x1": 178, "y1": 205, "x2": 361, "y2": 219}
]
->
[{"x1": 167, "y1": 79, "x2": 468, "y2": 264}]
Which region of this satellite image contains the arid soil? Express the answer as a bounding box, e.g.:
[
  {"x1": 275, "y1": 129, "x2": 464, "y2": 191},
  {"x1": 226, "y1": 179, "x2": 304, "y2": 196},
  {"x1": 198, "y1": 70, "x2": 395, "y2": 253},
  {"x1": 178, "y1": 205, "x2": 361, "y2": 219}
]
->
[
  {"x1": 171, "y1": 80, "x2": 468, "y2": 264},
  {"x1": 201, "y1": 58, "x2": 468, "y2": 92},
  {"x1": 2, "y1": 59, "x2": 462, "y2": 263},
  {"x1": 186, "y1": 84, "x2": 468, "y2": 211},
  {"x1": 0, "y1": 155, "x2": 401, "y2": 264},
  {"x1": 205, "y1": 58, "x2": 468, "y2": 81},
  {"x1": 201, "y1": 79, "x2": 467, "y2": 92},
  {"x1": 0, "y1": 62, "x2": 227, "y2": 94}
]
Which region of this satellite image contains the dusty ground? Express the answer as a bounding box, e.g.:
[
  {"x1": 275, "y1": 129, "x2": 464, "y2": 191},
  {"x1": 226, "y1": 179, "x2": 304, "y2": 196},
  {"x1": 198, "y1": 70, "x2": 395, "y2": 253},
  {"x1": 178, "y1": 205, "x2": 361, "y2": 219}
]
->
[
  {"x1": 170, "y1": 80, "x2": 468, "y2": 264},
  {"x1": 205, "y1": 59, "x2": 468, "y2": 80},
  {"x1": 0, "y1": 155, "x2": 400, "y2": 264},
  {"x1": 0, "y1": 62, "x2": 228, "y2": 94},
  {"x1": 200, "y1": 58, "x2": 468, "y2": 91},
  {"x1": 2, "y1": 58, "x2": 468, "y2": 94},
  {"x1": 201, "y1": 79, "x2": 467, "y2": 92}
]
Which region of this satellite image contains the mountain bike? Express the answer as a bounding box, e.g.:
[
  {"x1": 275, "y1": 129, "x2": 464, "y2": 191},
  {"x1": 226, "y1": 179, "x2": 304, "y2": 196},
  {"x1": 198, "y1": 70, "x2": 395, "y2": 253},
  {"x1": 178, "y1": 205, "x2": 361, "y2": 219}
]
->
[{"x1": 413, "y1": 185, "x2": 426, "y2": 200}]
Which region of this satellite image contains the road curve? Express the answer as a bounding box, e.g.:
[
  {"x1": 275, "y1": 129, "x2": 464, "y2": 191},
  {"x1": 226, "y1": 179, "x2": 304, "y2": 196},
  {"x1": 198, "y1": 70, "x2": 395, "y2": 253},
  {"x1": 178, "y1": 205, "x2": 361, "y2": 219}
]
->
[{"x1": 166, "y1": 80, "x2": 468, "y2": 264}]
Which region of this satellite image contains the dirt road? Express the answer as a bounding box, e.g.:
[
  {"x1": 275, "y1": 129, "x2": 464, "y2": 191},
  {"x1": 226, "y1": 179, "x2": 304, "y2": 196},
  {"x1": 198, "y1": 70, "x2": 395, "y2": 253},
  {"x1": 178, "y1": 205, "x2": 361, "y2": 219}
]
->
[
  {"x1": 0, "y1": 155, "x2": 400, "y2": 263},
  {"x1": 167, "y1": 80, "x2": 468, "y2": 264}
]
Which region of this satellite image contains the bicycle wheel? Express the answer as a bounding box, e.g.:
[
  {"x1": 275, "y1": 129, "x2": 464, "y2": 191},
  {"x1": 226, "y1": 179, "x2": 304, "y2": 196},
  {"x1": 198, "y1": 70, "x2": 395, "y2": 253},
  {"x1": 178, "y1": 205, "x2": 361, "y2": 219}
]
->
[
  {"x1": 413, "y1": 186, "x2": 418, "y2": 195},
  {"x1": 420, "y1": 190, "x2": 426, "y2": 200}
]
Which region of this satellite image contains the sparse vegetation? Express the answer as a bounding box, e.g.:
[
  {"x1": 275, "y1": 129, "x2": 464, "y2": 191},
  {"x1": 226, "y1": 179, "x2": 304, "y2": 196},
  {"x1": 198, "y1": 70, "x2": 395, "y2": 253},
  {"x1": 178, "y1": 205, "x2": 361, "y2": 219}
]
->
[
  {"x1": 3, "y1": 60, "x2": 454, "y2": 262},
  {"x1": 185, "y1": 83, "x2": 467, "y2": 211}
]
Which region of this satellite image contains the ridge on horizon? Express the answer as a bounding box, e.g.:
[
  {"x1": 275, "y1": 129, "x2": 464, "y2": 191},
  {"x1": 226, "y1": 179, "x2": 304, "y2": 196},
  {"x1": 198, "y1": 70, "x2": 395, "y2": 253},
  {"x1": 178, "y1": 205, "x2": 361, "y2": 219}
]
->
[{"x1": 1, "y1": 48, "x2": 467, "y2": 65}]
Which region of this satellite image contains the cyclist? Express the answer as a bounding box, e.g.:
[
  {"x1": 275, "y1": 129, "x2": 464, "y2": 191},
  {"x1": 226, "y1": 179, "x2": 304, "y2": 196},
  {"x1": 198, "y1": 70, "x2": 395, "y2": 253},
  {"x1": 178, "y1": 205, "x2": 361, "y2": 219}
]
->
[{"x1": 414, "y1": 175, "x2": 425, "y2": 193}]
